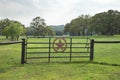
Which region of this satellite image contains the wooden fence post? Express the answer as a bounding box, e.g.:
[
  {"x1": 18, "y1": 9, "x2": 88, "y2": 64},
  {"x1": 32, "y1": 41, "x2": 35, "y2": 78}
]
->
[
  {"x1": 90, "y1": 39, "x2": 94, "y2": 61},
  {"x1": 21, "y1": 38, "x2": 25, "y2": 64}
]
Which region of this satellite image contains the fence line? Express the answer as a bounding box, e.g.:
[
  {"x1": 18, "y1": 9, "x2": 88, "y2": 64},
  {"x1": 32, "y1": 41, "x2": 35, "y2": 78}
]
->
[
  {"x1": 0, "y1": 41, "x2": 22, "y2": 45},
  {"x1": 94, "y1": 41, "x2": 120, "y2": 43},
  {"x1": 0, "y1": 39, "x2": 25, "y2": 64},
  {"x1": 1, "y1": 38, "x2": 120, "y2": 64},
  {"x1": 91, "y1": 40, "x2": 120, "y2": 61}
]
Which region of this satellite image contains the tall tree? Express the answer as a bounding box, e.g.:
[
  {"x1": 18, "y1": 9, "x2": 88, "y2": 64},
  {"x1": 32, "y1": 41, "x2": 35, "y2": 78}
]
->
[
  {"x1": 0, "y1": 18, "x2": 10, "y2": 38},
  {"x1": 64, "y1": 15, "x2": 91, "y2": 36},
  {"x1": 90, "y1": 10, "x2": 120, "y2": 35},
  {"x1": 30, "y1": 17, "x2": 46, "y2": 36},
  {"x1": 3, "y1": 21, "x2": 26, "y2": 40}
]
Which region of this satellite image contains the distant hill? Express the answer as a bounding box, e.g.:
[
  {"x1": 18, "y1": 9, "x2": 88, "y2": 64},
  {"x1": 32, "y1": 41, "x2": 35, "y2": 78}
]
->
[{"x1": 49, "y1": 25, "x2": 64, "y2": 32}]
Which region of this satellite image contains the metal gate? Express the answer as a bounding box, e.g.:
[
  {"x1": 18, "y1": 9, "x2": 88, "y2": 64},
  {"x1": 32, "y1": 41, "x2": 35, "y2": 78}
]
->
[{"x1": 22, "y1": 37, "x2": 94, "y2": 63}]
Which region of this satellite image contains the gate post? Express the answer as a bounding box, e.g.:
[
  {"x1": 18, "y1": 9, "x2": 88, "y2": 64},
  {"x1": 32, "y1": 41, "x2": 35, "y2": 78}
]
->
[
  {"x1": 21, "y1": 38, "x2": 25, "y2": 64},
  {"x1": 90, "y1": 39, "x2": 94, "y2": 61},
  {"x1": 48, "y1": 37, "x2": 51, "y2": 62},
  {"x1": 70, "y1": 37, "x2": 72, "y2": 62}
]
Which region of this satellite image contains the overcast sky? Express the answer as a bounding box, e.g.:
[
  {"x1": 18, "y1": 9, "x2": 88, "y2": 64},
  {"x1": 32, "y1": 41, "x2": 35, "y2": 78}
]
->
[{"x1": 0, "y1": 0, "x2": 120, "y2": 26}]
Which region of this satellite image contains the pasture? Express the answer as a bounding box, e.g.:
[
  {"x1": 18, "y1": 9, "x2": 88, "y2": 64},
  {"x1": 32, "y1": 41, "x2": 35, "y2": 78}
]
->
[{"x1": 0, "y1": 36, "x2": 120, "y2": 80}]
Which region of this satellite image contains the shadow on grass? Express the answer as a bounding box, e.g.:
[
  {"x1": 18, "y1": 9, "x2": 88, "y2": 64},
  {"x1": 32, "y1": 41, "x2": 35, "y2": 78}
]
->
[
  {"x1": 1, "y1": 61, "x2": 120, "y2": 74},
  {"x1": 72, "y1": 61, "x2": 120, "y2": 67},
  {"x1": 90, "y1": 61, "x2": 120, "y2": 66},
  {"x1": 25, "y1": 61, "x2": 90, "y2": 66},
  {"x1": 25, "y1": 61, "x2": 120, "y2": 66}
]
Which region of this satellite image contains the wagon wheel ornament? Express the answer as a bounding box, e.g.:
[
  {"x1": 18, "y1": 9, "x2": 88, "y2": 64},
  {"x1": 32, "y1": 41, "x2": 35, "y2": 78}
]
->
[{"x1": 53, "y1": 37, "x2": 67, "y2": 53}]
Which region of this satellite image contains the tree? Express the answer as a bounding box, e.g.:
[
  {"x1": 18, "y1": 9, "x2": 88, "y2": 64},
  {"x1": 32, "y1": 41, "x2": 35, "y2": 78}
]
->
[
  {"x1": 80, "y1": 15, "x2": 91, "y2": 36},
  {"x1": 3, "y1": 21, "x2": 26, "y2": 40},
  {"x1": 64, "y1": 23, "x2": 70, "y2": 34},
  {"x1": 26, "y1": 27, "x2": 35, "y2": 36},
  {"x1": 46, "y1": 26, "x2": 56, "y2": 36},
  {"x1": 90, "y1": 10, "x2": 120, "y2": 35},
  {"x1": 30, "y1": 17, "x2": 46, "y2": 36},
  {"x1": 0, "y1": 18, "x2": 11, "y2": 38},
  {"x1": 64, "y1": 15, "x2": 91, "y2": 36}
]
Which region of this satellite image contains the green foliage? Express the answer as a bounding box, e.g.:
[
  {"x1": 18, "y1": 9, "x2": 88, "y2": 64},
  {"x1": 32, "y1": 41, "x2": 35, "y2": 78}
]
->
[
  {"x1": 64, "y1": 15, "x2": 91, "y2": 36},
  {"x1": 30, "y1": 16, "x2": 55, "y2": 36},
  {"x1": 30, "y1": 16, "x2": 46, "y2": 36},
  {"x1": 64, "y1": 23, "x2": 70, "y2": 34},
  {"x1": 64, "y1": 9, "x2": 120, "y2": 36},
  {"x1": 26, "y1": 27, "x2": 35, "y2": 36},
  {"x1": 46, "y1": 26, "x2": 56, "y2": 36},
  {"x1": 2, "y1": 21, "x2": 26, "y2": 40},
  {"x1": 90, "y1": 10, "x2": 120, "y2": 35},
  {"x1": 0, "y1": 18, "x2": 10, "y2": 35}
]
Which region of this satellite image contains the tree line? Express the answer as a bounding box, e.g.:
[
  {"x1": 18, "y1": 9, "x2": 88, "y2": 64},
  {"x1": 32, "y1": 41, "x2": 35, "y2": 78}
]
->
[
  {"x1": 0, "y1": 17, "x2": 55, "y2": 40},
  {"x1": 64, "y1": 10, "x2": 120, "y2": 36},
  {"x1": 0, "y1": 9, "x2": 120, "y2": 40}
]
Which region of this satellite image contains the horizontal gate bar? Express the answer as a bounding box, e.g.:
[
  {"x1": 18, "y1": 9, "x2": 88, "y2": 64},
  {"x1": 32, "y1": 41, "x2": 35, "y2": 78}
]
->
[
  {"x1": 27, "y1": 56, "x2": 90, "y2": 59},
  {"x1": 27, "y1": 47, "x2": 90, "y2": 49},
  {"x1": 66, "y1": 43, "x2": 90, "y2": 44},
  {"x1": 27, "y1": 42, "x2": 90, "y2": 44},
  {"x1": 26, "y1": 36, "x2": 90, "y2": 39},
  {"x1": 27, "y1": 52, "x2": 90, "y2": 54},
  {"x1": 27, "y1": 42, "x2": 49, "y2": 44},
  {"x1": 27, "y1": 47, "x2": 49, "y2": 49}
]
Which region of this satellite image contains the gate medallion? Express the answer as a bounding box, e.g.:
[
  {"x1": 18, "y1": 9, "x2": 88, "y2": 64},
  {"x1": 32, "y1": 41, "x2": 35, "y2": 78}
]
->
[{"x1": 53, "y1": 37, "x2": 67, "y2": 53}]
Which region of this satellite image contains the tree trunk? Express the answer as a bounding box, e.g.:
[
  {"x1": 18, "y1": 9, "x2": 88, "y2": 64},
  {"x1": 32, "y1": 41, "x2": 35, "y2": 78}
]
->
[
  {"x1": 78, "y1": 32, "x2": 80, "y2": 36},
  {"x1": 16, "y1": 36, "x2": 19, "y2": 40},
  {"x1": 82, "y1": 28, "x2": 85, "y2": 36},
  {"x1": 6, "y1": 36, "x2": 8, "y2": 39},
  {"x1": 11, "y1": 36, "x2": 14, "y2": 41},
  {"x1": 90, "y1": 32, "x2": 92, "y2": 36}
]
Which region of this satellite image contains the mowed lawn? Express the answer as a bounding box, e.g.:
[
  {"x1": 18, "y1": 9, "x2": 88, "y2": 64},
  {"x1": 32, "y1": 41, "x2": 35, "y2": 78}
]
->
[{"x1": 0, "y1": 36, "x2": 120, "y2": 80}]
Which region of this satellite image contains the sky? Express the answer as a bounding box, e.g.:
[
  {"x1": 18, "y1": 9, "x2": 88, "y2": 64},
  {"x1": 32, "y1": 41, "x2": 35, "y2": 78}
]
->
[{"x1": 0, "y1": 0, "x2": 120, "y2": 27}]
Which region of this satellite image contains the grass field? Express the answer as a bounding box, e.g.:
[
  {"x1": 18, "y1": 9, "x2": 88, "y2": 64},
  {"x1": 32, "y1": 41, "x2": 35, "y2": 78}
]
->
[{"x1": 0, "y1": 36, "x2": 120, "y2": 80}]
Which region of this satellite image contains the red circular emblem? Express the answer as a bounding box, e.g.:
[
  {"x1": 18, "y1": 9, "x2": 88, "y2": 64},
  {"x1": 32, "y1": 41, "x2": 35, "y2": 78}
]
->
[{"x1": 53, "y1": 37, "x2": 67, "y2": 53}]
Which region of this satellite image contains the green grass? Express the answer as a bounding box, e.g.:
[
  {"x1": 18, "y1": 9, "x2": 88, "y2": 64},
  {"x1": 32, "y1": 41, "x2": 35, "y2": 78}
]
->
[{"x1": 0, "y1": 36, "x2": 120, "y2": 80}]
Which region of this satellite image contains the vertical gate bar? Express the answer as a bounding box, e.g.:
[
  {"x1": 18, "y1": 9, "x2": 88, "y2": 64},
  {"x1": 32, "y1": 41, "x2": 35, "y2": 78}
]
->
[
  {"x1": 21, "y1": 38, "x2": 25, "y2": 64},
  {"x1": 25, "y1": 37, "x2": 28, "y2": 63},
  {"x1": 70, "y1": 37, "x2": 72, "y2": 62},
  {"x1": 86, "y1": 38, "x2": 89, "y2": 52},
  {"x1": 90, "y1": 39, "x2": 94, "y2": 61},
  {"x1": 48, "y1": 37, "x2": 51, "y2": 62},
  {"x1": 85, "y1": 38, "x2": 88, "y2": 47}
]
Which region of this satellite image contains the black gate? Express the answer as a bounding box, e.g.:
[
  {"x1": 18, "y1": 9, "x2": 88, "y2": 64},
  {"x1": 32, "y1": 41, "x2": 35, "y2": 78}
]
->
[{"x1": 21, "y1": 37, "x2": 94, "y2": 64}]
